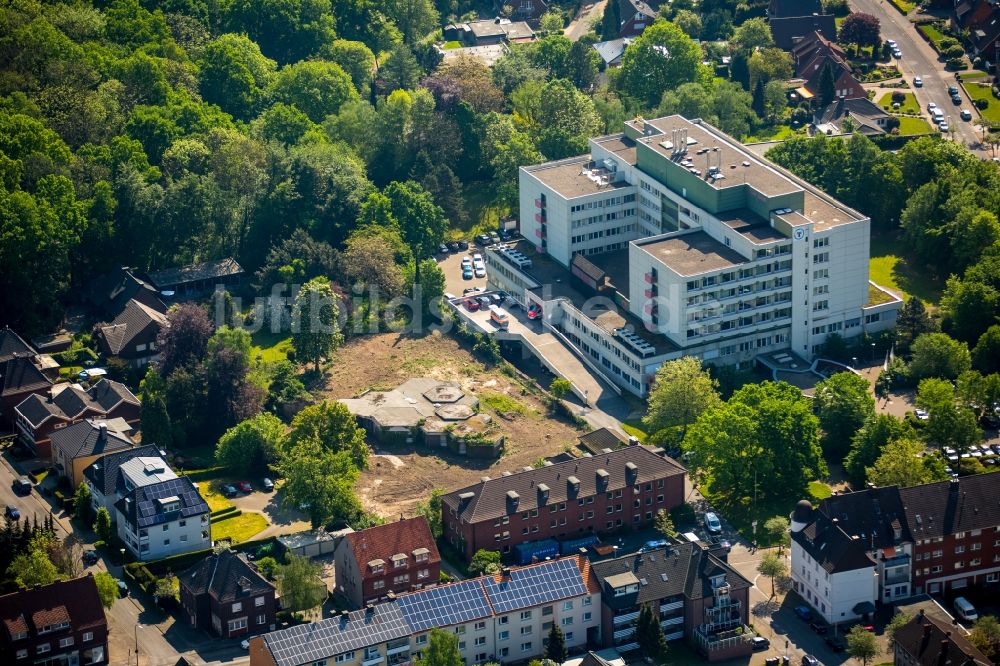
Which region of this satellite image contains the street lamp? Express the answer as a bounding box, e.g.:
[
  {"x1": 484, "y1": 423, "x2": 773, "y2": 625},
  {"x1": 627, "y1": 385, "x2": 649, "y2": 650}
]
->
[
  {"x1": 852, "y1": 356, "x2": 858, "y2": 369},
  {"x1": 119, "y1": 548, "x2": 125, "y2": 576},
  {"x1": 134, "y1": 624, "x2": 141, "y2": 666},
  {"x1": 871, "y1": 342, "x2": 877, "y2": 364}
]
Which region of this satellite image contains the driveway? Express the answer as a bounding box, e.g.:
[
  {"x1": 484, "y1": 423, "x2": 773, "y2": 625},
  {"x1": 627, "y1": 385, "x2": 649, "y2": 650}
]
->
[
  {"x1": 440, "y1": 246, "x2": 487, "y2": 297},
  {"x1": 565, "y1": 1, "x2": 608, "y2": 41},
  {"x1": 230, "y1": 488, "x2": 310, "y2": 540},
  {"x1": 850, "y1": 0, "x2": 984, "y2": 153}
]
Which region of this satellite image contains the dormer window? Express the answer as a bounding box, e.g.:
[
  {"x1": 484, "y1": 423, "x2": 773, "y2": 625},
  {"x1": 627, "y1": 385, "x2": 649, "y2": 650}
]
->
[
  {"x1": 392, "y1": 554, "x2": 408, "y2": 569},
  {"x1": 413, "y1": 548, "x2": 430, "y2": 563},
  {"x1": 368, "y1": 559, "x2": 385, "y2": 574},
  {"x1": 157, "y1": 496, "x2": 180, "y2": 513}
]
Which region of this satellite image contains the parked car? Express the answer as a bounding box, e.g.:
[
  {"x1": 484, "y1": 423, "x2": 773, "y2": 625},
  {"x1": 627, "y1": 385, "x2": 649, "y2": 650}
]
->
[
  {"x1": 928, "y1": 101, "x2": 938, "y2": 112},
  {"x1": 463, "y1": 287, "x2": 485, "y2": 296},
  {"x1": 752, "y1": 636, "x2": 770, "y2": 651},
  {"x1": 915, "y1": 408, "x2": 929, "y2": 420},
  {"x1": 794, "y1": 605, "x2": 813, "y2": 621},
  {"x1": 490, "y1": 232, "x2": 501, "y2": 244},
  {"x1": 457, "y1": 240, "x2": 469, "y2": 250},
  {"x1": 12, "y1": 477, "x2": 31, "y2": 495},
  {"x1": 527, "y1": 304, "x2": 543, "y2": 320},
  {"x1": 462, "y1": 267, "x2": 474, "y2": 280},
  {"x1": 809, "y1": 620, "x2": 828, "y2": 634},
  {"x1": 948, "y1": 85, "x2": 960, "y2": 95},
  {"x1": 892, "y1": 48, "x2": 902, "y2": 58},
  {"x1": 474, "y1": 265, "x2": 486, "y2": 278},
  {"x1": 263, "y1": 478, "x2": 275, "y2": 492},
  {"x1": 446, "y1": 241, "x2": 460, "y2": 252},
  {"x1": 464, "y1": 298, "x2": 481, "y2": 312},
  {"x1": 887, "y1": 39, "x2": 897, "y2": 48},
  {"x1": 802, "y1": 656, "x2": 821, "y2": 666},
  {"x1": 476, "y1": 296, "x2": 492, "y2": 309},
  {"x1": 913, "y1": 76, "x2": 922, "y2": 87},
  {"x1": 222, "y1": 484, "x2": 238, "y2": 498},
  {"x1": 5, "y1": 506, "x2": 20, "y2": 520},
  {"x1": 824, "y1": 636, "x2": 846, "y2": 652},
  {"x1": 939, "y1": 122, "x2": 950, "y2": 133},
  {"x1": 241, "y1": 639, "x2": 251, "y2": 650},
  {"x1": 476, "y1": 234, "x2": 491, "y2": 246},
  {"x1": 237, "y1": 480, "x2": 253, "y2": 493},
  {"x1": 954, "y1": 596, "x2": 979, "y2": 621},
  {"x1": 961, "y1": 109, "x2": 972, "y2": 121},
  {"x1": 472, "y1": 252, "x2": 483, "y2": 262},
  {"x1": 438, "y1": 243, "x2": 449, "y2": 255},
  {"x1": 951, "y1": 94, "x2": 962, "y2": 105},
  {"x1": 83, "y1": 550, "x2": 100, "y2": 565},
  {"x1": 703, "y1": 511, "x2": 722, "y2": 534}
]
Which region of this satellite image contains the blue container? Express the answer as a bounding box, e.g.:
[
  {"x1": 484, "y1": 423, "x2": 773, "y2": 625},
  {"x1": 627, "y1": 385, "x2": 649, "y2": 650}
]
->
[{"x1": 514, "y1": 538, "x2": 560, "y2": 565}]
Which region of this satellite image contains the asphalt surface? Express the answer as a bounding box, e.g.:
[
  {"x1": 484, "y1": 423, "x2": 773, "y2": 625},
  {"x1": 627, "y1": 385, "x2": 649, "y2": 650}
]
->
[{"x1": 850, "y1": 0, "x2": 985, "y2": 154}]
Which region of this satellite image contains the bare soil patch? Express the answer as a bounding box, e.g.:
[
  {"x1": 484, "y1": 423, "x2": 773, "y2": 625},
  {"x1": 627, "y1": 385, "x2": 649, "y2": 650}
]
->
[{"x1": 319, "y1": 331, "x2": 584, "y2": 518}]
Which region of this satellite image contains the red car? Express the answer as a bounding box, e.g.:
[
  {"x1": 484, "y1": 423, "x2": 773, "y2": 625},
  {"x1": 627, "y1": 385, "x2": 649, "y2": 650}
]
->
[
  {"x1": 527, "y1": 304, "x2": 542, "y2": 320},
  {"x1": 236, "y1": 481, "x2": 253, "y2": 493},
  {"x1": 465, "y1": 298, "x2": 481, "y2": 312}
]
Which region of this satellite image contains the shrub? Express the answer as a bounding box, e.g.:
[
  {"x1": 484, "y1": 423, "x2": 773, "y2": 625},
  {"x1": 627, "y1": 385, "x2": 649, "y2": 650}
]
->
[
  {"x1": 975, "y1": 98, "x2": 989, "y2": 110},
  {"x1": 886, "y1": 116, "x2": 901, "y2": 130},
  {"x1": 937, "y1": 37, "x2": 959, "y2": 50},
  {"x1": 941, "y1": 45, "x2": 965, "y2": 59},
  {"x1": 891, "y1": 91, "x2": 906, "y2": 103},
  {"x1": 946, "y1": 57, "x2": 968, "y2": 70}
]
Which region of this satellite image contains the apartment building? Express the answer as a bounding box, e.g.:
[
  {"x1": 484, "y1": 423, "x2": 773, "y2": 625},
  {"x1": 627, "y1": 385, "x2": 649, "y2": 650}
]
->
[
  {"x1": 249, "y1": 556, "x2": 600, "y2": 666},
  {"x1": 591, "y1": 542, "x2": 753, "y2": 661},
  {"x1": 334, "y1": 516, "x2": 441, "y2": 609},
  {"x1": 15, "y1": 378, "x2": 140, "y2": 459},
  {"x1": 180, "y1": 549, "x2": 277, "y2": 638},
  {"x1": 790, "y1": 501, "x2": 878, "y2": 625},
  {"x1": 115, "y1": 476, "x2": 211, "y2": 561},
  {"x1": 82, "y1": 445, "x2": 164, "y2": 516},
  {"x1": 440, "y1": 445, "x2": 686, "y2": 560},
  {"x1": 497, "y1": 114, "x2": 899, "y2": 397},
  {"x1": 892, "y1": 609, "x2": 992, "y2": 666},
  {"x1": 51, "y1": 419, "x2": 135, "y2": 488}
]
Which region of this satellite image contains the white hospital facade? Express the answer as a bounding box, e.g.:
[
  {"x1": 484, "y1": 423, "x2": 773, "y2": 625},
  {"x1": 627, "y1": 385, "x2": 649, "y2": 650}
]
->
[{"x1": 486, "y1": 115, "x2": 900, "y2": 397}]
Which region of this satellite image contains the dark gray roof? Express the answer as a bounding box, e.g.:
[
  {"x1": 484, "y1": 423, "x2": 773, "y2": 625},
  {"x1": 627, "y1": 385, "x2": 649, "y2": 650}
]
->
[
  {"x1": 85, "y1": 268, "x2": 162, "y2": 316},
  {"x1": 684, "y1": 545, "x2": 752, "y2": 600},
  {"x1": 263, "y1": 603, "x2": 410, "y2": 666},
  {"x1": 770, "y1": 14, "x2": 836, "y2": 50},
  {"x1": 83, "y1": 445, "x2": 161, "y2": 497},
  {"x1": 98, "y1": 299, "x2": 168, "y2": 354},
  {"x1": 900, "y1": 476, "x2": 1000, "y2": 540},
  {"x1": 17, "y1": 379, "x2": 138, "y2": 429},
  {"x1": 180, "y1": 549, "x2": 274, "y2": 603},
  {"x1": 1, "y1": 356, "x2": 52, "y2": 397},
  {"x1": 791, "y1": 512, "x2": 875, "y2": 574},
  {"x1": 441, "y1": 446, "x2": 685, "y2": 524},
  {"x1": 147, "y1": 258, "x2": 243, "y2": 289},
  {"x1": 0, "y1": 327, "x2": 35, "y2": 364},
  {"x1": 893, "y1": 612, "x2": 992, "y2": 666},
  {"x1": 115, "y1": 476, "x2": 209, "y2": 529},
  {"x1": 818, "y1": 486, "x2": 909, "y2": 550},
  {"x1": 578, "y1": 428, "x2": 629, "y2": 455},
  {"x1": 88, "y1": 378, "x2": 140, "y2": 411},
  {"x1": 768, "y1": 0, "x2": 823, "y2": 18},
  {"x1": 50, "y1": 419, "x2": 134, "y2": 461}
]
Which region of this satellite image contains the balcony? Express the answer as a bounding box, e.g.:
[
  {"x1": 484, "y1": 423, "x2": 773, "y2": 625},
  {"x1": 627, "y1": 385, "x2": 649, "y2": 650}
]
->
[
  {"x1": 644, "y1": 272, "x2": 656, "y2": 284},
  {"x1": 362, "y1": 656, "x2": 385, "y2": 666},
  {"x1": 644, "y1": 286, "x2": 657, "y2": 298},
  {"x1": 613, "y1": 626, "x2": 637, "y2": 641},
  {"x1": 535, "y1": 198, "x2": 545, "y2": 209},
  {"x1": 885, "y1": 572, "x2": 910, "y2": 586},
  {"x1": 660, "y1": 600, "x2": 684, "y2": 613},
  {"x1": 387, "y1": 644, "x2": 410, "y2": 656},
  {"x1": 613, "y1": 609, "x2": 637, "y2": 624},
  {"x1": 535, "y1": 212, "x2": 545, "y2": 223},
  {"x1": 615, "y1": 642, "x2": 639, "y2": 653},
  {"x1": 660, "y1": 616, "x2": 684, "y2": 628},
  {"x1": 695, "y1": 625, "x2": 754, "y2": 655}
]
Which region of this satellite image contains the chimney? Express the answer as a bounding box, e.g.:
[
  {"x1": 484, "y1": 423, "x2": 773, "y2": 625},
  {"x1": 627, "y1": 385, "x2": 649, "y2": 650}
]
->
[
  {"x1": 950, "y1": 478, "x2": 961, "y2": 492},
  {"x1": 506, "y1": 490, "x2": 520, "y2": 512},
  {"x1": 625, "y1": 462, "x2": 638, "y2": 484},
  {"x1": 458, "y1": 491, "x2": 475, "y2": 508},
  {"x1": 98, "y1": 423, "x2": 108, "y2": 439},
  {"x1": 627, "y1": 436, "x2": 639, "y2": 446},
  {"x1": 923, "y1": 623, "x2": 932, "y2": 636},
  {"x1": 567, "y1": 476, "x2": 580, "y2": 496}
]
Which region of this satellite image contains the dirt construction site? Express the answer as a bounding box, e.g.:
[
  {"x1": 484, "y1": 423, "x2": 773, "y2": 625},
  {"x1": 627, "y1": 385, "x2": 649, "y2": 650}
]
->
[{"x1": 319, "y1": 330, "x2": 585, "y2": 518}]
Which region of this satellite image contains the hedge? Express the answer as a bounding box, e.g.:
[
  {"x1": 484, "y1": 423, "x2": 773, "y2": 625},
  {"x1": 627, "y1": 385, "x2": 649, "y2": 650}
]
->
[
  {"x1": 181, "y1": 467, "x2": 226, "y2": 482},
  {"x1": 143, "y1": 535, "x2": 282, "y2": 575},
  {"x1": 210, "y1": 507, "x2": 242, "y2": 522},
  {"x1": 125, "y1": 562, "x2": 158, "y2": 594}
]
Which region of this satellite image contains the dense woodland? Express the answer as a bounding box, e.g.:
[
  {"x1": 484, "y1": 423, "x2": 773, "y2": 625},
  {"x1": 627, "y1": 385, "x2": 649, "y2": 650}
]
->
[{"x1": 1, "y1": 0, "x2": 833, "y2": 337}]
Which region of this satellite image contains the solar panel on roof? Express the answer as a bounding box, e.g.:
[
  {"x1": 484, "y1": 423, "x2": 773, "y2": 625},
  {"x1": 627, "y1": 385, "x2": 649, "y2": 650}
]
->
[
  {"x1": 480, "y1": 558, "x2": 588, "y2": 614},
  {"x1": 396, "y1": 580, "x2": 492, "y2": 632}
]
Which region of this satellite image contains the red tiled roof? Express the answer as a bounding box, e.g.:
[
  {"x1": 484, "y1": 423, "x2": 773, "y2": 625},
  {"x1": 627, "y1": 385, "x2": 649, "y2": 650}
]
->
[
  {"x1": 345, "y1": 516, "x2": 440, "y2": 573},
  {"x1": 0, "y1": 576, "x2": 107, "y2": 637}
]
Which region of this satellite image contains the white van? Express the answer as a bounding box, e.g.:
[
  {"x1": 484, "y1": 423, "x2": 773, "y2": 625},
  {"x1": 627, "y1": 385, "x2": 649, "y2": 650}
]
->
[
  {"x1": 954, "y1": 596, "x2": 978, "y2": 622},
  {"x1": 489, "y1": 305, "x2": 510, "y2": 330}
]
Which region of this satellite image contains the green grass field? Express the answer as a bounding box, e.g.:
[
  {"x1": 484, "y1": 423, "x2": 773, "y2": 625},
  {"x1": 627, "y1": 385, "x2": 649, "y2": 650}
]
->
[
  {"x1": 481, "y1": 392, "x2": 538, "y2": 418},
  {"x1": 877, "y1": 91, "x2": 919, "y2": 114},
  {"x1": 869, "y1": 232, "x2": 943, "y2": 305},
  {"x1": 212, "y1": 512, "x2": 268, "y2": 544},
  {"x1": 201, "y1": 482, "x2": 235, "y2": 513},
  {"x1": 443, "y1": 40, "x2": 462, "y2": 49},
  {"x1": 896, "y1": 116, "x2": 935, "y2": 135},
  {"x1": 917, "y1": 24, "x2": 948, "y2": 50},
  {"x1": 251, "y1": 330, "x2": 293, "y2": 363},
  {"x1": 743, "y1": 124, "x2": 797, "y2": 143},
  {"x1": 962, "y1": 82, "x2": 1000, "y2": 123},
  {"x1": 703, "y1": 480, "x2": 832, "y2": 545}
]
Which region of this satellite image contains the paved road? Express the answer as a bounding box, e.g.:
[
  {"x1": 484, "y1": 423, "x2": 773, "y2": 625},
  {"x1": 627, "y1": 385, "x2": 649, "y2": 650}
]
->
[
  {"x1": 851, "y1": 0, "x2": 984, "y2": 153},
  {"x1": 565, "y1": 0, "x2": 608, "y2": 41}
]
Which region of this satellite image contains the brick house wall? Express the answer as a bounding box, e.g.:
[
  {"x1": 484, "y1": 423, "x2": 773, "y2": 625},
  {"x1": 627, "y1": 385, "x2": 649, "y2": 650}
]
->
[{"x1": 911, "y1": 527, "x2": 1000, "y2": 596}]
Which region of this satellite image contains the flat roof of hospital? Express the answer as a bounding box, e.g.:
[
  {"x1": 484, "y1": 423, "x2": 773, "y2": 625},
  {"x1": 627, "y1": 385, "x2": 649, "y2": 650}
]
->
[
  {"x1": 636, "y1": 231, "x2": 747, "y2": 277},
  {"x1": 524, "y1": 157, "x2": 632, "y2": 199}
]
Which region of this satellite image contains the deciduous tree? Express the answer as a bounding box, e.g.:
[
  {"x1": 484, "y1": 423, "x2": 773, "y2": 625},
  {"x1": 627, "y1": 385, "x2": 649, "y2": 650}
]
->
[
  {"x1": 269, "y1": 61, "x2": 359, "y2": 123},
  {"x1": 618, "y1": 20, "x2": 702, "y2": 106},
  {"x1": 291, "y1": 277, "x2": 344, "y2": 373},
  {"x1": 157, "y1": 302, "x2": 213, "y2": 375},
  {"x1": 758, "y1": 552, "x2": 787, "y2": 599},
  {"x1": 469, "y1": 549, "x2": 501, "y2": 575},
  {"x1": 839, "y1": 13, "x2": 881, "y2": 48},
  {"x1": 423, "y1": 628, "x2": 464, "y2": 666},
  {"x1": 289, "y1": 401, "x2": 369, "y2": 469},
  {"x1": 644, "y1": 357, "x2": 721, "y2": 445},
  {"x1": 909, "y1": 332, "x2": 972, "y2": 380},
  {"x1": 216, "y1": 412, "x2": 287, "y2": 474},
  {"x1": 846, "y1": 624, "x2": 879, "y2": 665},
  {"x1": 813, "y1": 371, "x2": 875, "y2": 459},
  {"x1": 278, "y1": 439, "x2": 361, "y2": 528},
  {"x1": 94, "y1": 572, "x2": 119, "y2": 609},
  {"x1": 276, "y1": 554, "x2": 327, "y2": 612},
  {"x1": 866, "y1": 438, "x2": 947, "y2": 488}
]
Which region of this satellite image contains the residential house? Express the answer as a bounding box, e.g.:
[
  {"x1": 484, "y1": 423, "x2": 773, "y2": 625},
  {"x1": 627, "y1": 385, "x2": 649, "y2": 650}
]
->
[
  {"x1": 0, "y1": 328, "x2": 56, "y2": 427},
  {"x1": 115, "y1": 476, "x2": 211, "y2": 561},
  {"x1": 441, "y1": 444, "x2": 686, "y2": 560},
  {"x1": 0, "y1": 575, "x2": 109, "y2": 665},
  {"x1": 51, "y1": 419, "x2": 135, "y2": 488},
  {"x1": 790, "y1": 500, "x2": 878, "y2": 624},
  {"x1": 495, "y1": 0, "x2": 548, "y2": 21},
  {"x1": 147, "y1": 257, "x2": 244, "y2": 298},
  {"x1": 791, "y1": 31, "x2": 865, "y2": 101},
  {"x1": 818, "y1": 487, "x2": 914, "y2": 604},
  {"x1": 612, "y1": 0, "x2": 660, "y2": 38},
  {"x1": 180, "y1": 548, "x2": 277, "y2": 638},
  {"x1": 954, "y1": 0, "x2": 1000, "y2": 71},
  {"x1": 892, "y1": 609, "x2": 993, "y2": 666},
  {"x1": 334, "y1": 516, "x2": 441, "y2": 609},
  {"x1": 15, "y1": 379, "x2": 140, "y2": 459},
  {"x1": 591, "y1": 542, "x2": 753, "y2": 661},
  {"x1": 84, "y1": 267, "x2": 164, "y2": 321},
  {"x1": 95, "y1": 298, "x2": 169, "y2": 368},
  {"x1": 451, "y1": 18, "x2": 535, "y2": 46},
  {"x1": 813, "y1": 96, "x2": 892, "y2": 136},
  {"x1": 592, "y1": 38, "x2": 631, "y2": 68},
  {"x1": 768, "y1": 0, "x2": 836, "y2": 49},
  {"x1": 82, "y1": 444, "x2": 163, "y2": 516},
  {"x1": 249, "y1": 556, "x2": 601, "y2": 666},
  {"x1": 577, "y1": 428, "x2": 631, "y2": 456}
]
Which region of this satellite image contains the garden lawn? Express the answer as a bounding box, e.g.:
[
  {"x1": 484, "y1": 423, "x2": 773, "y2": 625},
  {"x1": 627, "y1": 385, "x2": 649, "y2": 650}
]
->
[
  {"x1": 201, "y1": 484, "x2": 234, "y2": 513},
  {"x1": 876, "y1": 91, "x2": 919, "y2": 114},
  {"x1": 743, "y1": 124, "x2": 796, "y2": 143},
  {"x1": 212, "y1": 512, "x2": 268, "y2": 544},
  {"x1": 454, "y1": 186, "x2": 512, "y2": 239},
  {"x1": 962, "y1": 82, "x2": 1000, "y2": 124},
  {"x1": 702, "y1": 480, "x2": 833, "y2": 545},
  {"x1": 443, "y1": 40, "x2": 461, "y2": 49},
  {"x1": 888, "y1": 0, "x2": 916, "y2": 13},
  {"x1": 869, "y1": 232, "x2": 943, "y2": 305},
  {"x1": 621, "y1": 420, "x2": 648, "y2": 442},
  {"x1": 896, "y1": 116, "x2": 934, "y2": 135},
  {"x1": 917, "y1": 24, "x2": 947, "y2": 50},
  {"x1": 251, "y1": 330, "x2": 293, "y2": 363},
  {"x1": 961, "y1": 70, "x2": 989, "y2": 79}
]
